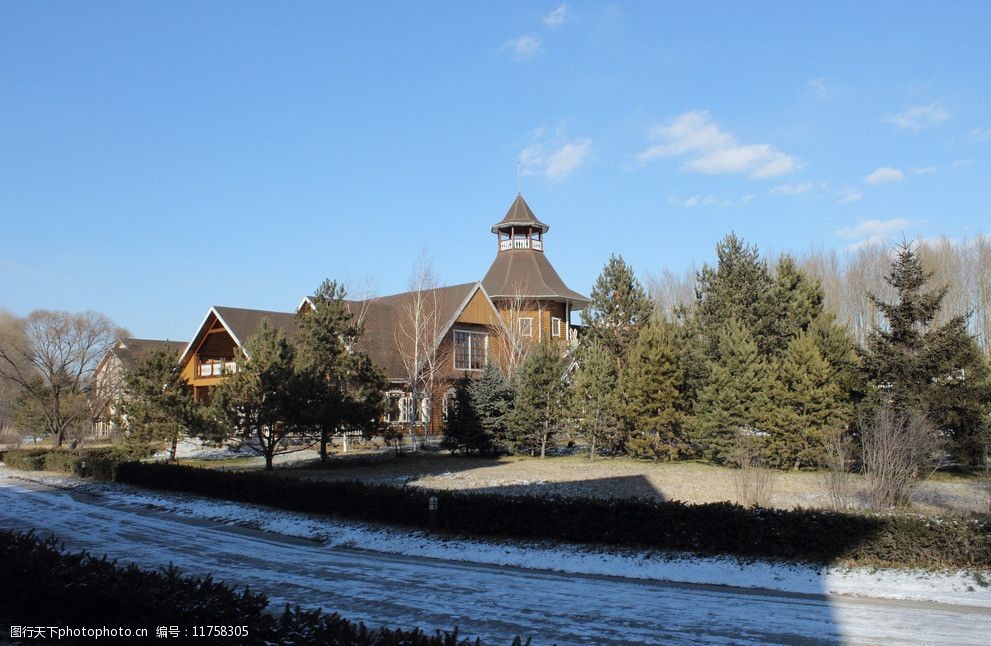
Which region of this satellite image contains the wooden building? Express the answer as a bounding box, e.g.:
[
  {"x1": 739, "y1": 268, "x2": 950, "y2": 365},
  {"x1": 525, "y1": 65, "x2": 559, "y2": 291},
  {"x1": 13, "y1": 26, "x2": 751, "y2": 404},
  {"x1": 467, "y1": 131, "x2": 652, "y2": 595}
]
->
[
  {"x1": 92, "y1": 338, "x2": 186, "y2": 437},
  {"x1": 176, "y1": 195, "x2": 589, "y2": 436}
]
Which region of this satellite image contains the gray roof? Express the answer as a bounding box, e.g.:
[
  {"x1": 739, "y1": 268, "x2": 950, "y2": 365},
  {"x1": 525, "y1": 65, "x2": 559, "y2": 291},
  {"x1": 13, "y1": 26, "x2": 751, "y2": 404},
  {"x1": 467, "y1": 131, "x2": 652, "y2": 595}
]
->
[
  {"x1": 481, "y1": 249, "x2": 590, "y2": 307},
  {"x1": 491, "y1": 194, "x2": 549, "y2": 233}
]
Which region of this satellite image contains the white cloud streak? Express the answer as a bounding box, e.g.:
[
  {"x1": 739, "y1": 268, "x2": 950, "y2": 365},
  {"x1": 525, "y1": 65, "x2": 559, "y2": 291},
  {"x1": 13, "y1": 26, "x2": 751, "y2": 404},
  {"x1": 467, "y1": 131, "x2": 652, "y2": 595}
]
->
[
  {"x1": 863, "y1": 166, "x2": 905, "y2": 185},
  {"x1": 883, "y1": 103, "x2": 951, "y2": 131},
  {"x1": 501, "y1": 35, "x2": 541, "y2": 61},
  {"x1": 519, "y1": 133, "x2": 591, "y2": 181},
  {"x1": 969, "y1": 127, "x2": 991, "y2": 142},
  {"x1": 637, "y1": 111, "x2": 800, "y2": 179},
  {"x1": 543, "y1": 4, "x2": 568, "y2": 28},
  {"x1": 834, "y1": 218, "x2": 922, "y2": 250}
]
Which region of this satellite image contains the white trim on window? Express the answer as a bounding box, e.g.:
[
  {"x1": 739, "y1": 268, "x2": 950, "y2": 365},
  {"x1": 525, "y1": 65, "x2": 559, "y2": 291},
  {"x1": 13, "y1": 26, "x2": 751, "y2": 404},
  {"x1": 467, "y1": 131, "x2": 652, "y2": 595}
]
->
[
  {"x1": 551, "y1": 317, "x2": 561, "y2": 337},
  {"x1": 518, "y1": 317, "x2": 533, "y2": 337}
]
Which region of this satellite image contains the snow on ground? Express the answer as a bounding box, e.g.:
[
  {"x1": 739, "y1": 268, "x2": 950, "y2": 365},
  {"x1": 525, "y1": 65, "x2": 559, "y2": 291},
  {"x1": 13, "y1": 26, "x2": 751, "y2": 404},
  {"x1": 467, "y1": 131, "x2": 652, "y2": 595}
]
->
[
  {"x1": 3, "y1": 467, "x2": 988, "y2": 609},
  {"x1": 151, "y1": 437, "x2": 257, "y2": 460}
]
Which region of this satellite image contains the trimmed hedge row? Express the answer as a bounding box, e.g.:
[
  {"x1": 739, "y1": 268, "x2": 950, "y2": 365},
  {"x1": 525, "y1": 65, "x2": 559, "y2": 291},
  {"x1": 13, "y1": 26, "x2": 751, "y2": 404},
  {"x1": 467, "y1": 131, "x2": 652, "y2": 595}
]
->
[
  {"x1": 0, "y1": 530, "x2": 483, "y2": 645},
  {"x1": 115, "y1": 461, "x2": 991, "y2": 570},
  {"x1": 1, "y1": 446, "x2": 153, "y2": 479}
]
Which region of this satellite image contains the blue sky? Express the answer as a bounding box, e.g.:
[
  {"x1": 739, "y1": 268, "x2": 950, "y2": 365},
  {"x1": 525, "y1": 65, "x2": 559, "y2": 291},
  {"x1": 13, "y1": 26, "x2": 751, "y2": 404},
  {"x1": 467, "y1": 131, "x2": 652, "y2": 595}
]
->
[{"x1": 2, "y1": 1, "x2": 989, "y2": 340}]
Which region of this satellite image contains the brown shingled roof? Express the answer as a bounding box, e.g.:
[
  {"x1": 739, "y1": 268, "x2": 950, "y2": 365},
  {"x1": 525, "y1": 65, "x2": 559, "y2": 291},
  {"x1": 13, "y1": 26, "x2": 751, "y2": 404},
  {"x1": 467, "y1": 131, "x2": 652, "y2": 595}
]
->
[
  {"x1": 212, "y1": 306, "x2": 299, "y2": 353},
  {"x1": 481, "y1": 249, "x2": 590, "y2": 307},
  {"x1": 491, "y1": 194, "x2": 549, "y2": 233},
  {"x1": 346, "y1": 282, "x2": 478, "y2": 380},
  {"x1": 114, "y1": 338, "x2": 186, "y2": 371}
]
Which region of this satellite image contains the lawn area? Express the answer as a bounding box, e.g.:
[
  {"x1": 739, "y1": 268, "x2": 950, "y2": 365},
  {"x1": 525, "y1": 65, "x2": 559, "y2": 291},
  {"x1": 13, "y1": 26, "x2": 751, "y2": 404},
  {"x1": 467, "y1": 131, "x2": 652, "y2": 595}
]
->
[{"x1": 268, "y1": 451, "x2": 990, "y2": 515}]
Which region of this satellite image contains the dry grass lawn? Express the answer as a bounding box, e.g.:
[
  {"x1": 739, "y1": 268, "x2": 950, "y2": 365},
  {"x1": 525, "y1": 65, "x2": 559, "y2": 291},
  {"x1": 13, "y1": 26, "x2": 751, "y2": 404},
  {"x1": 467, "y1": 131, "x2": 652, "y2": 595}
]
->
[{"x1": 270, "y1": 451, "x2": 990, "y2": 516}]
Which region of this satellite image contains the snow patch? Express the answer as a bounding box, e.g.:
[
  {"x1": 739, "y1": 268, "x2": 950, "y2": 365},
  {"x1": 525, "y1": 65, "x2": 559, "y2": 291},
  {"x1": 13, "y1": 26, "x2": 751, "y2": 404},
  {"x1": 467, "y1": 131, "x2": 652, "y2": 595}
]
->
[{"x1": 3, "y1": 468, "x2": 989, "y2": 609}]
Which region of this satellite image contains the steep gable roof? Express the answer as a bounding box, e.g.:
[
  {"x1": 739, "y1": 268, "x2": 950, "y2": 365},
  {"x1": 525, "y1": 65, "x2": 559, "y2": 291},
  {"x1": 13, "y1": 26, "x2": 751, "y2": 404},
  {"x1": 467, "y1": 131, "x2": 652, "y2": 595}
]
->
[
  {"x1": 301, "y1": 282, "x2": 500, "y2": 380},
  {"x1": 179, "y1": 306, "x2": 298, "y2": 365}
]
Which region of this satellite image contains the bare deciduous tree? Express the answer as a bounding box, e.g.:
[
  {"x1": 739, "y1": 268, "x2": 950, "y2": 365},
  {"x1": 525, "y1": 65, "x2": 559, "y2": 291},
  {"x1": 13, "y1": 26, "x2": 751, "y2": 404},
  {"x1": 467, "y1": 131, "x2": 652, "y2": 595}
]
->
[
  {"x1": 819, "y1": 431, "x2": 855, "y2": 510},
  {"x1": 0, "y1": 310, "x2": 124, "y2": 448},
  {"x1": 394, "y1": 252, "x2": 447, "y2": 449},
  {"x1": 730, "y1": 431, "x2": 776, "y2": 507},
  {"x1": 860, "y1": 404, "x2": 940, "y2": 508},
  {"x1": 492, "y1": 281, "x2": 543, "y2": 377}
]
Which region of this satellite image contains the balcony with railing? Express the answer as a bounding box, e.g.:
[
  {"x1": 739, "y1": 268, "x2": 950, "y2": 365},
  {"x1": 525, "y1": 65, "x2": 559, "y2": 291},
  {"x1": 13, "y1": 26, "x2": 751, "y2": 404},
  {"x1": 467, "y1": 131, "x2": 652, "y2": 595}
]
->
[
  {"x1": 499, "y1": 237, "x2": 543, "y2": 251},
  {"x1": 196, "y1": 358, "x2": 238, "y2": 378}
]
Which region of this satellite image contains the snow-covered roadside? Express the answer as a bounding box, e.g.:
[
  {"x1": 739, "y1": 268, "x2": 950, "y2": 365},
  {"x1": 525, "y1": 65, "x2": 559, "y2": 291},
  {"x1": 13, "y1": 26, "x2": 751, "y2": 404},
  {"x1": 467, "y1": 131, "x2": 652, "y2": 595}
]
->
[{"x1": 3, "y1": 467, "x2": 989, "y2": 609}]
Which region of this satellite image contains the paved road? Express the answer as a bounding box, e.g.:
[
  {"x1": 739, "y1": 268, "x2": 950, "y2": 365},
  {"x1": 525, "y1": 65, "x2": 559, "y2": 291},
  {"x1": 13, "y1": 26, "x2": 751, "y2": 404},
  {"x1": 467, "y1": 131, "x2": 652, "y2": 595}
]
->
[{"x1": 1, "y1": 478, "x2": 988, "y2": 644}]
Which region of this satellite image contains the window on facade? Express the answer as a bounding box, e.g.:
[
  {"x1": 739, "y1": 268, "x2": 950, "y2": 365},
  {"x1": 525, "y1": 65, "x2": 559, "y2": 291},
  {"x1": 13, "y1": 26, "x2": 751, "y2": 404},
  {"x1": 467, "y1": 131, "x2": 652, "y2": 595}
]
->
[
  {"x1": 453, "y1": 330, "x2": 487, "y2": 371},
  {"x1": 551, "y1": 317, "x2": 561, "y2": 337},
  {"x1": 386, "y1": 392, "x2": 402, "y2": 423},
  {"x1": 197, "y1": 359, "x2": 236, "y2": 377},
  {"x1": 518, "y1": 317, "x2": 533, "y2": 337}
]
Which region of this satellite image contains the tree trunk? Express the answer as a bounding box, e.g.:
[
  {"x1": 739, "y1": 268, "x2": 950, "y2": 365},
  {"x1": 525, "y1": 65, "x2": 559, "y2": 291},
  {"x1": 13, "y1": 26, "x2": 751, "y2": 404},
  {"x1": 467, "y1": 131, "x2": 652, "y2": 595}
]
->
[
  {"x1": 169, "y1": 433, "x2": 178, "y2": 462},
  {"x1": 320, "y1": 428, "x2": 329, "y2": 462},
  {"x1": 53, "y1": 427, "x2": 64, "y2": 448},
  {"x1": 265, "y1": 452, "x2": 274, "y2": 471}
]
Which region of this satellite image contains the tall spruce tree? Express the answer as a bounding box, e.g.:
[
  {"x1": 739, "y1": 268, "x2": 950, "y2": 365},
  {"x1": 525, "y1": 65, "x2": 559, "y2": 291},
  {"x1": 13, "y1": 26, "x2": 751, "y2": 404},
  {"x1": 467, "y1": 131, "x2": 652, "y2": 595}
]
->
[
  {"x1": 619, "y1": 317, "x2": 686, "y2": 460},
  {"x1": 509, "y1": 342, "x2": 566, "y2": 457},
  {"x1": 569, "y1": 341, "x2": 622, "y2": 459},
  {"x1": 294, "y1": 279, "x2": 386, "y2": 461},
  {"x1": 471, "y1": 362, "x2": 515, "y2": 449},
  {"x1": 767, "y1": 332, "x2": 851, "y2": 469},
  {"x1": 861, "y1": 242, "x2": 991, "y2": 466},
  {"x1": 691, "y1": 319, "x2": 774, "y2": 463},
  {"x1": 581, "y1": 255, "x2": 652, "y2": 366},
  {"x1": 441, "y1": 374, "x2": 491, "y2": 454},
  {"x1": 692, "y1": 234, "x2": 778, "y2": 358},
  {"x1": 212, "y1": 320, "x2": 299, "y2": 470},
  {"x1": 123, "y1": 346, "x2": 211, "y2": 461}
]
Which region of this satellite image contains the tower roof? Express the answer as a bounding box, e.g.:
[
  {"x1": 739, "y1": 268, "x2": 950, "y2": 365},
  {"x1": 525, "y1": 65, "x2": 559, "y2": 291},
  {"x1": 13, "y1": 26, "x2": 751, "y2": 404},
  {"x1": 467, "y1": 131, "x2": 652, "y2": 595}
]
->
[
  {"x1": 481, "y1": 247, "x2": 590, "y2": 308},
  {"x1": 491, "y1": 194, "x2": 549, "y2": 233}
]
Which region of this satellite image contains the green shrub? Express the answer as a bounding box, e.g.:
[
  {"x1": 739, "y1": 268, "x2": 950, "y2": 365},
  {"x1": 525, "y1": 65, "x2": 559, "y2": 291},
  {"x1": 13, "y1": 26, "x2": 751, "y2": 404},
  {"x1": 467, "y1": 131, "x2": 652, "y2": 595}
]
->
[
  {"x1": 114, "y1": 462, "x2": 991, "y2": 570},
  {"x1": 1, "y1": 445, "x2": 154, "y2": 476},
  {"x1": 0, "y1": 530, "x2": 481, "y2": 645}
]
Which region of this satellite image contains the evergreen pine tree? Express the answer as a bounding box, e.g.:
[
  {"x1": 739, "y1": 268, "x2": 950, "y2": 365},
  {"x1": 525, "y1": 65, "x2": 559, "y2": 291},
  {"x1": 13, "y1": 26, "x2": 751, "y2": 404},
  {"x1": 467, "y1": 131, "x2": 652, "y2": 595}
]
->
[
  {"x1": 569, "y1": 341, "x2": 622, "y2": 459},
  {"x1": 213, "y1": 320, "x2": 299, "y2": 470},
  {"x1": 861, "y1": 243, "x2": 991, "y2": 465},
  {"x1": 470, "y1": 362, "x2": 515, "y2": 449},
  {"x1": 441, "y1": 374, "x2": 491, "y2": 454},
  {"x1": 619, "y1": 317, "x2": 686, "y2": 460},
  {"x1": 122, "y1": 346, "x2": 208, "y2": 461},
  {"x1": 691, "y1": 319, "x2": 774, "y2": 463},
  {"x1": 692, "y1": 234, "x2": 777, "y2": 358},
  {"x1": 509, "y1": 342, "x2": 566, "y2": 457},
  {"x1": 767, "y1": 332, "x2": 851, "y2": 469},
  {"x1": 294, "y1": 279, "x2": 386, "y2": 460},
  {"x1": 581, "y1": 254, "x2": 652, "y2": 366},
  {"x1": 768, "y1": 255, "x2": 825, "y2": 353}
]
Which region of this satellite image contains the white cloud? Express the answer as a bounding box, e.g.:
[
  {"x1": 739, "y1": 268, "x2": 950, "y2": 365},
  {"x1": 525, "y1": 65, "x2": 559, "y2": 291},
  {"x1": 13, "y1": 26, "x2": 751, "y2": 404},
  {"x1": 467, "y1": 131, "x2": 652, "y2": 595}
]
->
[
  {"x1": 969, "y1": 127, "x2": 991, "y2": 142},
  {"x1": 769, "y1": 180, "x2": 822, "y2": 196},
  {"x1": 501, "y1": 35, "x2": 541, "y2": 61},
  {"x1": 519, "y1": 131, "x2": 591, "y2": 181},
  {"x1": 911, "y1": 166, "x2": 937, "y2": 175},
  {"x1": 543, "y1": 4, "x2": 568, "y2": 28},
  {"x1": 637, "y1": 110, "x2": 800, "y2": 179},
  {"x1": 837, "y1": 187, "x2": 864, "y2": 204},
  {"x1": 544, "y1": 138, "x2": 591, "y2": 180},
  {"x1": 834, "y1": 217, "x2": 922, "y2": 250},
  {"x1": 863, "y1": 166, "x2": 904, "y2": 185},
  {"x1": 883, "y1": 103, "x2": 951, "y2": 131},
  {"x1": 806, "y1": 78, "x2": 829, "y2": 99},
  {"x1": 665, "y1": 194, "x2": 742, "y2": 208}
]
